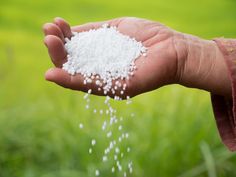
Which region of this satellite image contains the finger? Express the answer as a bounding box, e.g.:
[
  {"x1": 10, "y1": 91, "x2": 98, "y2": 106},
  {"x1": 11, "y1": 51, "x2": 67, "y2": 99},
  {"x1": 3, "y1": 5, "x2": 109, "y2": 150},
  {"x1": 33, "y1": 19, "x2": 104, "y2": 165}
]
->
[
  {"x1": 54, "y1": 17, "x2": 73, "y2": 39},
  {"x1": 45, "y1": 68, "x2": 103, "y2": 94},
  {"x1": 45, "y1": 68, "x2": 75, "y2": 89},
  {"x1": 44, "y1": 35, "x2": 67, "y2": 67},
  {"x1": 42, "y1": 23, "x2": 65, "y2": 42},
  {"x1": 71, "y1": 20, "x2": 110, "y2": 33},
  {"x1": 70, "y1": 17, "x2": 126, "y2": 33},
  {"x1": 45, "y1": 67, "x2": 130, "y2": 98}
]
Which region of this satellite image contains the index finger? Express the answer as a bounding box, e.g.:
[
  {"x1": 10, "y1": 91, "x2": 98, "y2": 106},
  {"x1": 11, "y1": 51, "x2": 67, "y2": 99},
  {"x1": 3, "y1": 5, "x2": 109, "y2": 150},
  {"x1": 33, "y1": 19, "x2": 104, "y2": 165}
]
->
[
  {"x1": 70, "y1": 18, "x2": 124, "y2": 33},
  {"x1": 71, "y1": 21, "x2": 109, "y2": 33}
]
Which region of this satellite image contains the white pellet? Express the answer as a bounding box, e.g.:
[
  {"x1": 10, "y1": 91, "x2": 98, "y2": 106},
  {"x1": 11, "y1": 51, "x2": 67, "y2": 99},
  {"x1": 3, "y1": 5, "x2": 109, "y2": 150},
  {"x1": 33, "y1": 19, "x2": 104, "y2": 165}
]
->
[
  {"x1": 95, "y1": 170, "x2": 100, "y2": 176},
  {"x1": 118, "y1": 125, "x2": 122, "y2": 131},
  {"x1": 88, "y1": 89, "x2": 92, "y2": 94},
  {"x1": 112, "y1": 167, "x2": 115, "y2": 173},
  {"x1": 100, "y1": 109, "x2": 103, "y2": 114},
  {"x1": 115, "y1": 147, "x2": 120, "y2": 154},
  {"x1": 91, "y1": 139, "x2": 96, "y2": 146},
  {"x1": 124, "y1": 172, "x2": 127, "y2": 177},
  {"x1": 83, "y1": 94, "x2": 89, "y2": 99},
  {"x1": 107, "y1": 131, "x2": 112, "y2": 138},
  {"x1": 102, "y1": 155, "x2": 108, "y2": 162},
  {"x1": 79, "y1": 123, "x2": 84, "y2": 129},
  {"x1": 121, "y1": 153, "x2": 124, "y2": 158}
]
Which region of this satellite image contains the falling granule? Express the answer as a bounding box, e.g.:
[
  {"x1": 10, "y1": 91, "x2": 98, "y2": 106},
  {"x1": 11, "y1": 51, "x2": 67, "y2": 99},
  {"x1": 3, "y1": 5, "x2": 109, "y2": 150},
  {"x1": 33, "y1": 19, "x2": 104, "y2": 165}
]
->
[
  {"x1": 100, "y1": 109, "x2": 103, "y2": 115},
  {"x1": 122, "y1": 133, "x2": 125, "y2": 139},
  {"x1": 102, "y1": 121, "x2": 107, "y2": 130},
  {"x1": 88, "y1": 89, "x2": 92, "y2": 94},
  {"x1": 85, "y1": 104, "x2": 89, "y2": 109},
  {"x1": 129, "y1": 167, "x2": 133, "y2": 174},
  {"x1": 102, "y1": 155, "x2": 108, "y2": 162},
  {"x1": 107, "y1": 131, "x2": 112, "y2": 138},
  {"x1": 79, "y1": 123, "x2": 84, "y2": 129},
  {"x1": 83, "y1": 94, "x2": 89, "y2": 100},
  {"x1": 118, "y1": 165, "x2": 122, "y2": 171},
  {"x1": 128, "y1": 161, "x2": 133, "y2": 174},
  {"x1": 91, "y1": 139, "x2": 96, "y2": 146},
  {"x1": 115, "y1": 147, "x2": 120, "y2": 154},
  {"x1": 95, "y1": 170, "x2": 100, "y2": 176},
  {"x1": 63, "y1": 23, "x2": 147, "y2": 176},
  {"x1": 118, "y1": 125, "x2": 122, "y2": 131},
  {"x1": 109, "y1": 141, "x2": 114, "y2": 149},
  {"x1": 124, "y1": 172, "x2": 127, "y2": 177},
  {"x1": 111, "y1": 166, "x2": 115, "y2": 173}
]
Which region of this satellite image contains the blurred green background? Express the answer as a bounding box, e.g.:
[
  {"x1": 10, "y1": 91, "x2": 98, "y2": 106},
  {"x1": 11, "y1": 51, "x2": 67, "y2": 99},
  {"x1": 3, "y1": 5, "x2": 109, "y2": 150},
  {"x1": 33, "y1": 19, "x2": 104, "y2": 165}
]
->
[{"x1": 0, "y1": 0, "x2": 236, "y2": 176}]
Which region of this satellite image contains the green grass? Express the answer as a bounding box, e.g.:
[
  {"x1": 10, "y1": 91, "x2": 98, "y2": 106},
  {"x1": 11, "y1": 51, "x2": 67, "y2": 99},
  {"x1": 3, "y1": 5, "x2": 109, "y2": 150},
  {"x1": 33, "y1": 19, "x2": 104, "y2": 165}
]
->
[{"x1": 0, "y1": 0, "x2": 236, "y2": 176}]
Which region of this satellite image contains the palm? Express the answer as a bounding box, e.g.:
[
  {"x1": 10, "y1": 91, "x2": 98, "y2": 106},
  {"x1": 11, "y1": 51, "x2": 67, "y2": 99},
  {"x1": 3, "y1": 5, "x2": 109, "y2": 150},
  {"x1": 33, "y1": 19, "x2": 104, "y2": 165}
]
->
[{"x1": 43, "y1": 17, "x2": 178, "y2": 97}]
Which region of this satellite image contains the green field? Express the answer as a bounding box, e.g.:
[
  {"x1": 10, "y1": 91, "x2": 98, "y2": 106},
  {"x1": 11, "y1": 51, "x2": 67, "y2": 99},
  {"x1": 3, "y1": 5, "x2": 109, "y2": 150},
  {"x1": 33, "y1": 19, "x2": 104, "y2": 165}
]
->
[{"x1": 0, "y1": 0, "x2": 236, "y2": 177}]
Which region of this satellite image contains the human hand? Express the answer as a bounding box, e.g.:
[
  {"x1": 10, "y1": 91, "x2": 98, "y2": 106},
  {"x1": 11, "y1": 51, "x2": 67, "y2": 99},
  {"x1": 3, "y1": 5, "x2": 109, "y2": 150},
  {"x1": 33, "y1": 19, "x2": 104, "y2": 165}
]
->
[
  {"x1": 43, "y1": 17, "x2": 182, "y2": 98},
  {"x1": 43, "y1": 17, "x2": 231, "y2": 98}
]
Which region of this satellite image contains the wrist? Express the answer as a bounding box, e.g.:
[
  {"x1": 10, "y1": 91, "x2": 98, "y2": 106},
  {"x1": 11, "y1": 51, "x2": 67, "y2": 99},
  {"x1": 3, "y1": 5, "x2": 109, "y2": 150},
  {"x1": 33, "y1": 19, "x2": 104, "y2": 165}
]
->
[{"x1": 175, "y1": 33, "x2": 231, "y2": 97}]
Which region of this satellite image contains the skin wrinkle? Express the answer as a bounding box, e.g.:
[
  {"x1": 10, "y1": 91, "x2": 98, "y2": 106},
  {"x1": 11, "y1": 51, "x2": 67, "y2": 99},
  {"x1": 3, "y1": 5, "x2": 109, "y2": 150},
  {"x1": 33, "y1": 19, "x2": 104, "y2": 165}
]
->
[
  {"x1": 43, "y1": 23, "x2": 65, "y2": 42},
  {"x1": 200, "y1": 42, "x2": 216, "y2": 87},
  {"x1": 179, "y1": 34, "x2": 189, "y2": 85},
  {"x1": 172, "y1": 33, "x2": 181, "y2": 83},
  {"x1": 142, "y1": 26, "x2": 162, "y2": 44},
  {"x1": 143, "y1": 28, "x2": 162, "y2": 46},
  {"x1": 70, "y1": 74, "x2": 83, "y2": 91},
  {"x1": 145, "y1": 28, "x2": 171, "y2": 47},
  {"x1": 172, "y1": 32, "x2": 189, "y2": 84},
  {"x1": 195, "y1": 39, "x2": 204, "y2": 77},
  {"x1": 54, "y1": 18, "x2": 73, "y2": 39},
  {"x1": 140, "y1": 24, "x2": 161, "y2": 43},
  {"x1": 187, "y1": 37, "x2": 202, "y2": 82},
  {"x1": 113, "y1": 17, "x2": 126, "y2": 27}
]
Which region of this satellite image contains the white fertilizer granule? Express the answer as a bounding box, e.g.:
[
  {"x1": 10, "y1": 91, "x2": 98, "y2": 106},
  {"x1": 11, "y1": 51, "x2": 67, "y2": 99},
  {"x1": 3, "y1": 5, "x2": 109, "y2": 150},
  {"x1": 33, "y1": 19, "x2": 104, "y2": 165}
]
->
[
  {"x1": 63, "y1": 23, "x2": 147, "y2": 177},
  {"x1": 79, "y1": 123, "x2": 84, "y2": 129},
  {"x1": 95, "y1": 169, "x2": 100, "y2": 176},
  {"x1": 63, "y1": 23, "x2": 146, "y2": 94},
  {"x1": 91, "y1": 139, "x2": 96, "y2": 146}
]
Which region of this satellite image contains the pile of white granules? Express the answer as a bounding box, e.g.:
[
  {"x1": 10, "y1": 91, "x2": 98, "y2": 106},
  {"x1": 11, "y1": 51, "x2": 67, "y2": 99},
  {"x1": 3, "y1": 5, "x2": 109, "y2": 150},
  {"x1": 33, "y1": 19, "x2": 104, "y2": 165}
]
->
[{"x1": 62, "y1": 23, "x2": 147, "y2": 177}]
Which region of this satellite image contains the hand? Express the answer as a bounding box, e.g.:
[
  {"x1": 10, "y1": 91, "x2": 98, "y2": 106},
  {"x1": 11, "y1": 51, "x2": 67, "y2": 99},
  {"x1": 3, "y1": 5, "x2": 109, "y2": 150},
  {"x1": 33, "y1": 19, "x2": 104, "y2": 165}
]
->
[
  {"x1": 43, "y1": 17, "x2": 231, "y2": 98},
  {"x1": 43, "y1": 17, "x2": 182, "y2": 98}
]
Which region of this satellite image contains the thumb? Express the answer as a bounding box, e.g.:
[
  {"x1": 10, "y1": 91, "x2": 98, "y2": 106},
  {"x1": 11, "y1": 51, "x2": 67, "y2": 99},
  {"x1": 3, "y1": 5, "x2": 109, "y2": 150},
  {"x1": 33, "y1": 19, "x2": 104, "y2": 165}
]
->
[
  {"x1": 45, "y1": 68, "x2": 74, "y2": 89},
  {"x1": 45, "y1": 68, "x2": 93, "y2": 92}
]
